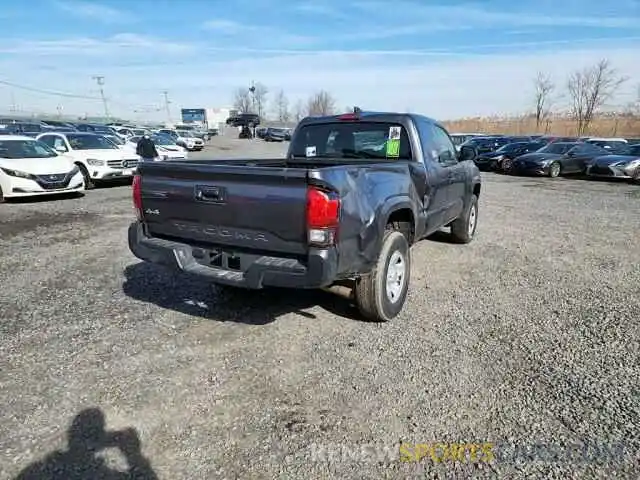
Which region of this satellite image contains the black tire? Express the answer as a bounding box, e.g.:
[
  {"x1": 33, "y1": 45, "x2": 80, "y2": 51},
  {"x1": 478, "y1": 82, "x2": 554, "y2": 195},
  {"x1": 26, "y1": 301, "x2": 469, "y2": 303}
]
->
[
  {"x1": 501, "y1": 158, "x2": 513, "y2": 174},
  {"x1": 354, "y1": 230, "x2": 410, "y2": 322},
  {"x1": 77, "y1": 163, "x2": 95, "y2": 190},
  {"x1": 450, "y1": 194, "x2": 478, "y2": 244},
  {"x1": 0, "y1": 185, "x2": 5, "y2": 203},
  {"x1": 548, "y1": 161, "x2": 561, "y2": 178}
]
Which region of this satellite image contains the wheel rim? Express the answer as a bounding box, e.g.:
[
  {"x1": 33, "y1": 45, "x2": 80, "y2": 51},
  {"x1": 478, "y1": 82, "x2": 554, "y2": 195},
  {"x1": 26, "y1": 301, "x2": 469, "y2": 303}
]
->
[
  {"x1": 503, "y1": 159, "x2": 511, "y2": 171},
  {"x1": 468, "y1": 203, "x2": 477, "y2": 236},
  {"x1": 551, "y1": 163, "x2": 560, "y2": 177},
  {"x1": 385, "y1": 251, "x2": 406, "y2": 303}
]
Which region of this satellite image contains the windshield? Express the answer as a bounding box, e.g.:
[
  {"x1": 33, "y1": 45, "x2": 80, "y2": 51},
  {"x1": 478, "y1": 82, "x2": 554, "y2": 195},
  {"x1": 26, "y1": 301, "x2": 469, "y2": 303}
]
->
[
  {"x1": 538, "y1": 143, "x2": 575, "y2": 154},
  {"x1": 90, "y1": 126, "x2": 114, "y2": 134},
  {"x1": 0, "y1": 139, "x2": 58, "y2": 158},
  {"x1": 495, "y1": 142, "x2": 526, "y2": 153},
  {"x1": 588, "y1": 140, "x2": 628, "y2": 152},
  {"x1": 105, "y1": 135, "x2": 124, "y2": 145},
  {"x1": 152, "y1": 134, "x2": 176, "y2": 145},
  {"x1": 290, "y1": 122, "x2": 412, "y2": 160},
  {"x1": 67, "y1": 134, "x2": 118, "y2": 150}
]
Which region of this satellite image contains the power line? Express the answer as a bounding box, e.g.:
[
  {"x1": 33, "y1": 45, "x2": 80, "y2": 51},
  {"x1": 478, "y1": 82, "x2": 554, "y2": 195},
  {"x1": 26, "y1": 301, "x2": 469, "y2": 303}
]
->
[
  {"x1": 92, "y1": 75, "x2": 110, "y2": 121},
  {"x1": 0, "y1": 78, "x2": 101, "y2": 100}
]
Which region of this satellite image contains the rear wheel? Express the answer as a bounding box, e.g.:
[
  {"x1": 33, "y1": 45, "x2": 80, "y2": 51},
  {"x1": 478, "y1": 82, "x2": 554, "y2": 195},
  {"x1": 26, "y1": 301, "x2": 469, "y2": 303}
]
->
[
  {"x1": 0, "y1": 185, "x2": 5, "y2": 203},
  {"x1": 354, "y1": 229, "x2": 410, "y2": 322},
  {"x1": 502, "y1": 158, "x2": 513, "y2": 173}
]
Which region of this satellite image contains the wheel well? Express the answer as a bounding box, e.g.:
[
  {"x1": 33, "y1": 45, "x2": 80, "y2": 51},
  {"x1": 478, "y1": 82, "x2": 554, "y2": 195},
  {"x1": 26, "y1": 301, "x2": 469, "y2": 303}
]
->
[
  {"x1": 473, "y1": 183, "x2": 481, "y2": 198},
  {"x1": 386, "y1": 209, "x2": 415, "y2": 244}
]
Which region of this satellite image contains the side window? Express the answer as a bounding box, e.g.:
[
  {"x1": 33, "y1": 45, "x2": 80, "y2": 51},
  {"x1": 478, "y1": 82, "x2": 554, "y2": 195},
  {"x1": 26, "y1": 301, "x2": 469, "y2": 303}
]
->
[
  {"x1": 53, "y1": 137, "x2": 68, "y2": 152},
  {"x1": 430, "y1": 125, "x2": 458, "y2": 166},
  {"x1": 39, "y1": 135, "x2": 54, "y2": 147}
]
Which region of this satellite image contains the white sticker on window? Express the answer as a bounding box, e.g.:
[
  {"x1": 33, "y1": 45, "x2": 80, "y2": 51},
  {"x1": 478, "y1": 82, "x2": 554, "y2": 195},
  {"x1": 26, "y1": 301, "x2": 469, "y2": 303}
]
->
[
  {"x1": 306, "y1": 146, "x2": 317, "y2": 157},
  {"x1": 388, "y1": 126, "x2": 401, "y2": 141}
]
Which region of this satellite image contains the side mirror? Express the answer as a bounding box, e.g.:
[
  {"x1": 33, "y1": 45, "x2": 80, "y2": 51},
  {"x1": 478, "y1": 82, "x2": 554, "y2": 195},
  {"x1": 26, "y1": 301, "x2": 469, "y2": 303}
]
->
[
  {"x1": 458, "y1": 145, "x2": 477, "y2": 162},
  {"x1": 566, "y1": 150, "x2": 575, "y2": 157},
  {"x1": 55, "y1": 146, "x2": 67, "y2": 153}
]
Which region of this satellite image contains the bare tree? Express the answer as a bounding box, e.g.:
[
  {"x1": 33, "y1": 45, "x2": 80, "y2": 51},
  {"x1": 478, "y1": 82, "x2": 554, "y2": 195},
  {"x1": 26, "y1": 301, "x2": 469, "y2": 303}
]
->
[
  {"x1": 566, "y1": 59, "x2": 627, "y2": 136},
  {"x1": 252, "y1": 82, "x2": 268, "y2": 119},
  {"x1": 273, "y1": 90, "x2": 290, "y2": 123},
  {"x1": 533, "y1": 72, "x2": 554, "y2": 129},
  {"x1": 306, "y1": 90, "x2": 336, "y2": 116},
  {"x1": 293, "y1": 99, "x2": 306, "y2": 122},
  {"x1": 233, "y1": 87, "x2": 251, "y2": 113}
]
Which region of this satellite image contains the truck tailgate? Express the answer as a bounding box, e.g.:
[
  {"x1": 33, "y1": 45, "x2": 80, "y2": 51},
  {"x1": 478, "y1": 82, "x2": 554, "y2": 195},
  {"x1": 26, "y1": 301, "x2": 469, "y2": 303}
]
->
[{"x1": 139, "y1": 161, "x2": 309, "y2": 255}]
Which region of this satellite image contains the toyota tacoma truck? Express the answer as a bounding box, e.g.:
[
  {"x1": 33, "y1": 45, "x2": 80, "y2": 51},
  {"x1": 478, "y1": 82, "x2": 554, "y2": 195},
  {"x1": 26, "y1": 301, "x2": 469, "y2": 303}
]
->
[{"x1": 128, "y1": 110, "x2": 481, "y2": 322}]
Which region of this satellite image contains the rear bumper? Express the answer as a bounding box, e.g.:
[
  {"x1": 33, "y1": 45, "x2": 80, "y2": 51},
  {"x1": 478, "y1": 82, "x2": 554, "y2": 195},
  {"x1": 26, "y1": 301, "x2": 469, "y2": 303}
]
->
[{"x1": 128, "y1": 222, "x2": 338, "y2": 289}]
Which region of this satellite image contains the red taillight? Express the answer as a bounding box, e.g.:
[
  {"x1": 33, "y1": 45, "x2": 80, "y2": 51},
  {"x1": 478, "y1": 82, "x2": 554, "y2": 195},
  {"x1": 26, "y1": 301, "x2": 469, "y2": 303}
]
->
[
  {"x1": 306, "y1": 186, "x2": 339, "y2": 246},
  {"x1": 132, "y1": 174, "x2": 142, "y2": 218}
]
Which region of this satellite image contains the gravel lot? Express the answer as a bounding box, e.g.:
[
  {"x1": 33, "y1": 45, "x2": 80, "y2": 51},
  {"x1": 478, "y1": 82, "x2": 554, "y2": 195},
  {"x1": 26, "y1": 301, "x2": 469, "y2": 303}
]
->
[{"x1": 1, "y1": 135, "x2": 639, "y2": 479}]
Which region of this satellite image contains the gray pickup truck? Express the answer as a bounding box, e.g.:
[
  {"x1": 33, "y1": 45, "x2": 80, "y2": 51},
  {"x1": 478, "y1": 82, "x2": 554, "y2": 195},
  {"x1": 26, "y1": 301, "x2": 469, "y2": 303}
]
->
[{"x1": 128, "y1": 111, "x2": 481, "y2": 322}]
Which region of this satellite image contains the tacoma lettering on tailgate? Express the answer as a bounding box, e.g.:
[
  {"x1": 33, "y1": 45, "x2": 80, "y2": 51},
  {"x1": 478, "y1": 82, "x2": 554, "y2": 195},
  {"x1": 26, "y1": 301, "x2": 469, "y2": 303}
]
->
[{"x1": 173, "y1": 222, "x2": 268, "y2": 242}]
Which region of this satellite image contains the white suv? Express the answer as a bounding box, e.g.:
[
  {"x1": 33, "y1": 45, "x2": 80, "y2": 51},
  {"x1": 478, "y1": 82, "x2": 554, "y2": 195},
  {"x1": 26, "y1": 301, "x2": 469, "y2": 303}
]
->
[{"x1": 36, "y1": 132, "x2": 139, "y2": 189}]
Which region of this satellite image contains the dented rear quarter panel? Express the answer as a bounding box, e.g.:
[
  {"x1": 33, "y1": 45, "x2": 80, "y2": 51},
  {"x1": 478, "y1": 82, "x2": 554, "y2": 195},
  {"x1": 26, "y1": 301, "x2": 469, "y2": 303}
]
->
[{"x1": 309, "y1": 163, "x2": 421, "y2": 276}]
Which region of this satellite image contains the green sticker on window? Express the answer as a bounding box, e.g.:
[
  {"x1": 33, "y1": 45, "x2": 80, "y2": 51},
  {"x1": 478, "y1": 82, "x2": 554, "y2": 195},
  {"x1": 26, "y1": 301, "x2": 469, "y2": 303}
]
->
[{"x1": 386, "y1": 139, "x2": 400, "y2": 157}]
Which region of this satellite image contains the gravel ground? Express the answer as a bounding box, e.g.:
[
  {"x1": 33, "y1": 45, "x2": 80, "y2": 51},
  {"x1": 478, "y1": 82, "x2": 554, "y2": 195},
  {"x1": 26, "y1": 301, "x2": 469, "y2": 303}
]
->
[{"x1": 1, "y1": 136, "x2": 639, "y2": 479}]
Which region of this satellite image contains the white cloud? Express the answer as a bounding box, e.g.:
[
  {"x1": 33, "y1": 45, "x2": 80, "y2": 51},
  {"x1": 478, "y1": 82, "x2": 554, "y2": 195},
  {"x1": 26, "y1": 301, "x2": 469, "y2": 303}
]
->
[
  {"x1": 201, "y1": 18, "x2": 316, "y2": 46},
  {"x1": 293, "y1": 2, "x2": 349, "y2": 18},
  {"x1": 1, "y1": 44, "x2": 639, "y2": 121},
  {"x1": 52, "y1": 1, "x2": 130, "y2": 23},
  {"x1": 0, "y1": 34, "x2": 194, "y2": 56},
  {"x1": 352, "y1": 1, "x2": 640, "y2": 30}
]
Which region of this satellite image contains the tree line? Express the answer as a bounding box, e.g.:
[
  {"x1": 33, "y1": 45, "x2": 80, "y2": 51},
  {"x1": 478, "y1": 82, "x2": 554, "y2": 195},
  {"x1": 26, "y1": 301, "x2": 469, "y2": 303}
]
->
[
  {"x1": 533, "y1": 58, "x2": 638, "y2": 136},
  {"x1": 232, "y1": 58, "x2": 638, "y2": 134},
  {"x1": 232, "y1": 84, "x2": 337, "y2": 123}
]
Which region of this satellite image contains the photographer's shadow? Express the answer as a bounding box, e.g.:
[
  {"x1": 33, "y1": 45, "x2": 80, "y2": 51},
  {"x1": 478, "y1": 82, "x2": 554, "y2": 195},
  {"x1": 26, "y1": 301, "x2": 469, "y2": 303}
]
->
[{"x1": 15, "y1": 407, "x2": 158, "y2": 480}]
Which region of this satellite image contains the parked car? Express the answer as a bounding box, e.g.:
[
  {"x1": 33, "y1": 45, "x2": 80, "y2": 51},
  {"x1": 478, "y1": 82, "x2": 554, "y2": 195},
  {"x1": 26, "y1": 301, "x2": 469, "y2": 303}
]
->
[
  {"x1": 537, "y1": 135, "x2": 578, "y2": 144},
  {"x1": 474, "y1": 141, "x2": 545, "y2": 172},
  {"x1": 75, "y1": 124, "x2": 118, "y2": 136},
  {"x1": 155, "y1": 129, "x2": 202, "y2": 151},
  {"x1": 0, "y1": 135, "x2": 84, "y2": 202},
  {"x1": 586, "y1": 143, "x2": 640, "y2": 182},
  {"x1": 40, "y1": 120, "x2": 78, "y2": 130},
  {"x1": 263, "y1": 127, "x2": 287, "y2": 142},
  {"x1": 127, "y1": 134, "x2": 188, "y2": 160},
  {"x1": 0, "y1": 122, "x2": 51, "y2": 138},
  {"x1": 584, "y1": 138, "x2": 628, "y2": 153},
  {"x1": 506, "y1": 142, "x2": 609, "y2": 177},
  {"x1": 176, "y1": 133, "x2": 204, "y2": 151},
  {"x1": 449, "y1": 133, "x2": 485, "y2": 152},
  {"x1": 128, "y1": 110, "x2": 481, "y2": 322},
  {"x1": 226, "y1": 113, "x2": 260, "y2": 127},
  {"x1": 36, "y1": 132, "x2": 139, "y2": 189},
  {"x1": 461, "y1": 136, "x2": 512, "y2": 155},
  {"x1": 255, "y1": 127, "x2": 268, "y2": 139}
]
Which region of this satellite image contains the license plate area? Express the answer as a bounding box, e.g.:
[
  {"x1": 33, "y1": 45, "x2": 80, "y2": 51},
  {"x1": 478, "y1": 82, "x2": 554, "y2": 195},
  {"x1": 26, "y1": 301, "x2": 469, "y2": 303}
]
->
[{"x1": 192, "y1": 247, "x2": 243, "y2": 271}]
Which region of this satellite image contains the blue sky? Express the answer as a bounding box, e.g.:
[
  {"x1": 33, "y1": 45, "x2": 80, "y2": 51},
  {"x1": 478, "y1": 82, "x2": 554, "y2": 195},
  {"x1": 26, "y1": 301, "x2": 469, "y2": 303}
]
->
[{"x1": 1, "y1": 0, "x2": 639, "y2": 120}]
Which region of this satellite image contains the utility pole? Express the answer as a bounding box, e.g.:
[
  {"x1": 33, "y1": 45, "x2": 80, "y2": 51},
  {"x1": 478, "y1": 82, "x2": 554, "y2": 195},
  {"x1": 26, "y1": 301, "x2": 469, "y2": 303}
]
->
[
  {"x1": 162, "y1": 91, "x2": 172, "y2": 123},
  {"x1": 92, "y1": 75, "x2": 110, "y2": 121}
]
